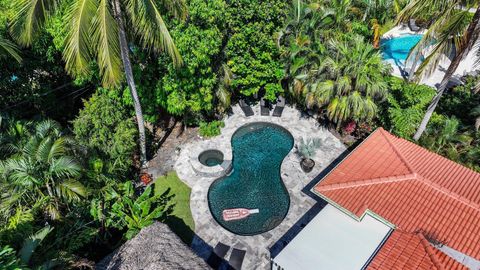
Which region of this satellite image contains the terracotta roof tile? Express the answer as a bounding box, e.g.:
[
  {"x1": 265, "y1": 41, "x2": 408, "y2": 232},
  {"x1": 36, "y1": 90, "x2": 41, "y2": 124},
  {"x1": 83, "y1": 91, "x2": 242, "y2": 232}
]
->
[
  {"x1": 313, "y1": 128, "x2": 480, "y2": 269},
  {"x1": 368, "y1": 231, "x2": 468, "y2": 270}
]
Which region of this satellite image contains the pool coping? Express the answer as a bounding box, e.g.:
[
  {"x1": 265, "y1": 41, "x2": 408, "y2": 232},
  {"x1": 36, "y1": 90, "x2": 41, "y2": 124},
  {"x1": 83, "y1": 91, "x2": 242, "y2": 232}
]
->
[{"x1": 174, "y1": 104, "x2": 346, "y2": 270}]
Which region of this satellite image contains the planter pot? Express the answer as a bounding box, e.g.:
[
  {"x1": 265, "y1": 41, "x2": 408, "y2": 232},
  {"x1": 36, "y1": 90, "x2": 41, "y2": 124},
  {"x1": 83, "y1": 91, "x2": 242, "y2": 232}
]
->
[{"x1": 301, "y1": 158, "x2": 315, "y2": 173}]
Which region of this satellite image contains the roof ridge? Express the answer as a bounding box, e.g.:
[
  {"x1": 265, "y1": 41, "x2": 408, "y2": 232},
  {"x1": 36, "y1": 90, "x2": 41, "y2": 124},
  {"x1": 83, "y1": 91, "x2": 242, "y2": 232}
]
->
[
  {"x1": 316, "y1": 173, "x2": 418, "y2": 192},
  {"x1": 377, "y1": 130, "x2": 480, "y2": 211},
  {"x1": 418, "y1": 233, "x2": 446, "y2": 270},
  {"x1": 415, "y1": 175, "x2": 480, "y2": 212},
  {"x1": 378, "y1": 128, "x2": 416, "y2": 175}
]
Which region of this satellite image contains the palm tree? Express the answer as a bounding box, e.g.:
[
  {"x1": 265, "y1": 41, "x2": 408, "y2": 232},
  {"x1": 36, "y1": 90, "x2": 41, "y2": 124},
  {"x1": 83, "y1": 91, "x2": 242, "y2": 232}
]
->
[
  {"x1": 0, "y1": 120, "x2": 86, "y2": 220},
  {"x1": 0, "y1": 36, "x2": 21, "y2": 62},
  {"x1": 360, "y1": 0, "x2": 407, "y2": 22},
  {"x1": 9, "y1": 0, "x2": 187, "y2": 167},
  {"x1": 277, "y1": 0, "x2": 334, "y2": 102},
  {"x1": 398, "y1": 0, "x2": 480, "y2": 140},
  {"x1": 303, "y1": 35, "x2": 391, "y2": 126}
]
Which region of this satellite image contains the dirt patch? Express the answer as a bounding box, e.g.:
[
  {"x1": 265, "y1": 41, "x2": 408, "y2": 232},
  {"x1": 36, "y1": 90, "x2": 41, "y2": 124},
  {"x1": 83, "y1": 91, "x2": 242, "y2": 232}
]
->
[{"x1": 147, "y1": 122, "x2": 200, "y2": 179}]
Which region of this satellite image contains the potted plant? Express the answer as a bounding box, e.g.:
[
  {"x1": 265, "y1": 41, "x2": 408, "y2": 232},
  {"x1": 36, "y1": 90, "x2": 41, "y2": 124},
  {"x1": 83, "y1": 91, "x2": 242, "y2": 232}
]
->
[{"x1": 297, "y1": 137, "x2": 321, "y2": 173}]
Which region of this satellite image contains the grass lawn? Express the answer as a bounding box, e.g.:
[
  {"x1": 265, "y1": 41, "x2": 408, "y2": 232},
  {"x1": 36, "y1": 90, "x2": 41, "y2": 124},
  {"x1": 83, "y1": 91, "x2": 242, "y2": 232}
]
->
[{"x1": 153, "y1": 171, "x2": 195, "y2": 245}]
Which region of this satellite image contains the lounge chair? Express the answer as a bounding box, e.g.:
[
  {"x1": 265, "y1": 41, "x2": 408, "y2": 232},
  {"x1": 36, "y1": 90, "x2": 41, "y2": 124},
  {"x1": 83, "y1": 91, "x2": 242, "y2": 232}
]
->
[
  {"x1": 260, "y1": 98, "x2": 270, "y2": 116},
  {"x1": 239, "y1": 99, "x2": 254, "y2": 117},
  {"x1": 207, "y1": 242, "x2": 230, "y2": 269},
  {"x1": 408, "y1": 19, "x2": 420, "y2": 32},
  {"x1": 228, "y1": 248, "x2": 246, "y2": 270},
  {"x1": 272, "y1": 96, "x2": 285, "y2": 117}
]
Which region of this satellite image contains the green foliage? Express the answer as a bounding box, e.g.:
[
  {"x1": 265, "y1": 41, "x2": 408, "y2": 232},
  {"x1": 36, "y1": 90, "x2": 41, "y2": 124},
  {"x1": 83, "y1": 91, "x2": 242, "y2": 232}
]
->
[
  {"x1": 157, "y1": 25, "x2": 222, "y2": 115},
  {"x1": 90, "y1": 181, "x2": 172, "y2": 239},
  {"x1": 0, "y1": 245, "x2": 24, "y2": 270},
  {"x1": 279, "y1": 3, "x2": 390, "y2": 126},
  {"x1": 73, "y1": 88, "x2": 137, "y2": 174},
  {"x1": 439, "y1": 75, "x2": 480, "y2": 127},
  {"x1": 0, "y1": 119, "x2": 86, "y2": 221},
  {"x1": 18, "y1": 226, "x2": 53, "y2": 265},
  {"x1": 225, "y1": 0, "x2": 287, "y2": 100},
  {"x1": 303, "y1": 34, "x2": 390, "y2": 126},
  {"x1": 199, "y1": 121, "x2": 225, "y2": 138},
  {"x1": 135, "y1": 0, "x2": 228, "y2": 121},
  {"x1": 297, "y1": 137, "x2": 321, "y2": 159},
  {"x1": 380, "y1": 77, "x2": 436, "y2": 138},
  {"x1": 419, "y1": 117, "x2": 480, "y2": 171}
]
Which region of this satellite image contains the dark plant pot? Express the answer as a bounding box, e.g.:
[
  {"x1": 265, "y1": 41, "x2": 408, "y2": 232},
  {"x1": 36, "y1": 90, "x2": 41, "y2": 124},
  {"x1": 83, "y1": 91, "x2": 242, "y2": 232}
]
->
[{"x1": 301, "y1": 158, "x2": 315, "y2": 173}]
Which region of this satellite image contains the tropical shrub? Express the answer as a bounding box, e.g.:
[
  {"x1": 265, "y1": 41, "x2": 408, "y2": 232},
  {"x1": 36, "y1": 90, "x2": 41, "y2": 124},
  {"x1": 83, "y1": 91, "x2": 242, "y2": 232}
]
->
[
  {"x1": 380, "y1": 77, "x2": 436, "y2": 138},
  {"x1": 419, "y1": 117, "x2": 479, "y2": 171},
  {"x1": 303, "y1": 34, "x2": 391, "y2": 126},
  {"x1": 90, "y1": 181, "x2": 172, "y2": 239},
  {"x1": 73, "y1": 88, "x2": 137, "y2": 174},
  {"x1": 439, "y1": 75, "x2": 480, "y2": 128},
  {"x1": 0, "y1": 119, "x2": 86, "y2": 221},
  {"x1": 134, "y1": 0, "x2": 228, "y2": 122},
  {"x1": 199, "y1": 121, "x2": 225, "y2": 138},
  {"x1": 0, "y1": 245, "x2": 24, "y2": 269},
  {"x1": 225, "y1": 0, "x2": 287, "y2": 100}
]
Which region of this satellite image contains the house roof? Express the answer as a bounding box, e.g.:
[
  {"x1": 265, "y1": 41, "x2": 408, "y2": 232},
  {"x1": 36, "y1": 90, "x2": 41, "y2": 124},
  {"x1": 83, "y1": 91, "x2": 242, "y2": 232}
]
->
[
  {"x1": 368, "y1": 230, "x2": 468, "y2": 270},
  {"x1": 313, "y1": 128, "x2": 480, "y2": 268}
]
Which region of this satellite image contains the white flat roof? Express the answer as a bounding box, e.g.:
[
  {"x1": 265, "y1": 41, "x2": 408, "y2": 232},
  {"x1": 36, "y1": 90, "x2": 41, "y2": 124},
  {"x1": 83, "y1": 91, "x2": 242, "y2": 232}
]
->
[{"x1": 272, "y1": 204, "x2": 391, "y2": 270}]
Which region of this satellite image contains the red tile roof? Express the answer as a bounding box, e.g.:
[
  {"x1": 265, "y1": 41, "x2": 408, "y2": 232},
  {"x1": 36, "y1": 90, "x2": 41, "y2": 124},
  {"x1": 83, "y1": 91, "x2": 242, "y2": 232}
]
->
[
  {"x1": 313, "y1": 128, "x2": 480, "y2": 268},
  {"x1": 368, "y1": 230, "x2": 468, "y2": 270}
]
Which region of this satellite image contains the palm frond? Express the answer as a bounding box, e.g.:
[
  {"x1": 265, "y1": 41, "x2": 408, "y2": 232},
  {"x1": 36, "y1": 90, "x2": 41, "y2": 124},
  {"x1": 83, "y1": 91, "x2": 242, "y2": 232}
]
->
[
  {"x1": 36, "y1": 136, "x2": 54, "y2": 162},
  {"x1": 35, "y1": 119, "x2": 61, "y2": 138},
  {"x1": 416, "y1": 10, "x2": 471, "y2": 78},
  {"x1": 4, "y1": 159, "x2": 41, "y2": 187},
  {"x1": 0, "y1": 37, "x2": 22, "y2": 62},
  {"x1": 125, "y1": 0, "x2": 182, "y2": 66},
  {"x1": 47, "y1": 137, "x2": 66, "y2": 161},
  {"x1": 63, "y1": 0, "x2": 97, "y2": 78},
  {"x1": 157, "y1": 0, "x2": 187, "y2": 20},
  {"x1": 92, "y1": 0, "x2": 123, "y2": 87},
  {"x1": 19, "y1": 225, "x2": 53, "y2": 264},
  {"x1": 55, "y1": 179, "x2": 87, "y2": 201},
  {"x1": 10, "y1": 0, "x2": 59, "y2": 46},
  {"x1": 49, "y1": 156, "x2": 81, "y2": 178}
]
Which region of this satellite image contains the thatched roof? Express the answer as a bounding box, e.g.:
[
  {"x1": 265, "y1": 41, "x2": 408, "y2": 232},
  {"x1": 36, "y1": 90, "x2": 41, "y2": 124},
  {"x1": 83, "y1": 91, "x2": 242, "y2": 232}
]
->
[{"x1": 96, "y1": 222, "x2": 210, "y2": 270}]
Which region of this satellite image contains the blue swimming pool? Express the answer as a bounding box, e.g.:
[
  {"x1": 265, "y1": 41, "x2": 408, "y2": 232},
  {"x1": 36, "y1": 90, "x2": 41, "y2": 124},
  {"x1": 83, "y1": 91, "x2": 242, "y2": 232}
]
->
[
  {"x1": 381, "y1": 34, "x2": 423, "y2": 61},
  {"x1": 208, "y1": 122, "x2": 293, "y2": 235}
]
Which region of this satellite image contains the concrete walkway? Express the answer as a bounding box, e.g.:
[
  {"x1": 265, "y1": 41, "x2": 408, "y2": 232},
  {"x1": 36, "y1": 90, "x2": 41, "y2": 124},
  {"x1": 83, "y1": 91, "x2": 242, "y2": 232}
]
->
[{"x1": 174, "y1": 104, "x2": 346, "y2": 270}]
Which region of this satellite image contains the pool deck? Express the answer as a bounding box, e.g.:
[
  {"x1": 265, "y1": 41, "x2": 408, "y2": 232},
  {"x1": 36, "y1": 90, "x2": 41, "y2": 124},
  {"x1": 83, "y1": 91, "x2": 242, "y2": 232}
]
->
[
  {"x1": 382, "y1": 25, "x2": 479, "y2": 88},
  {"x1": 174, "y1": 104, "x2": 346, "y2": 270}
]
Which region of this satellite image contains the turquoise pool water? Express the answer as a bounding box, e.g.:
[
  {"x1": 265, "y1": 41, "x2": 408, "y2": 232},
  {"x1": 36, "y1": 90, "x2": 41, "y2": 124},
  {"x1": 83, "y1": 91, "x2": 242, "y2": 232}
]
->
[
  {"x1": 208, "y1": 122, "x2": 293, "y2": 235},
  {"x1": 381, "y1": 34, "x2": 423, "y2": 61}
]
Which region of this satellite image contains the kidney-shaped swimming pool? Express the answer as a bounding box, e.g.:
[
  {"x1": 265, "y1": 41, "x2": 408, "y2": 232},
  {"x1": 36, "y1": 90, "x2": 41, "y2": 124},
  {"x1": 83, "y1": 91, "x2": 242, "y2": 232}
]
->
[{"x1": 207, "y1": 122, "x2": 293, "y2": 235}]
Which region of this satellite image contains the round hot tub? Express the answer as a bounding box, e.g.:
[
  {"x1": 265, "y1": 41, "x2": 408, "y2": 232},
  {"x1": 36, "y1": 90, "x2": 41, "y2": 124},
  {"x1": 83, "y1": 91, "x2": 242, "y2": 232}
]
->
[{"x1": 198, "y1": 150, "x2": 224, "y2": 167}]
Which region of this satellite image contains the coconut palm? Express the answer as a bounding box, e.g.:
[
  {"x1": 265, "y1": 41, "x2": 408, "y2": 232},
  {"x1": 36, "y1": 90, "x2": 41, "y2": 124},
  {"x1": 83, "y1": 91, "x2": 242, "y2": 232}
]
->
[
  {"x1": 398, "y1": 0, "x2": 480, "y2": 140},
  {"x1": 0, "y1": 119, "x2": 86, "y2": 220},
  {"x1": 303, "y1": 35, "x2": 391, "y2": 126},
  {"x1": 0, "y1": 36, "x2": 21, "y2": 62},
  {"x1": 9, "y1": 0, "x2": 187, "y2": 167}
]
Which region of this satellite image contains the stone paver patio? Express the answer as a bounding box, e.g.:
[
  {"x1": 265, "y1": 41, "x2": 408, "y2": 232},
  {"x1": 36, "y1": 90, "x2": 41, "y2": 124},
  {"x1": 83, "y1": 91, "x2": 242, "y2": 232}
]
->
[{"x1": 174, "y1": 104, "x2": 346, "y2": 270}]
